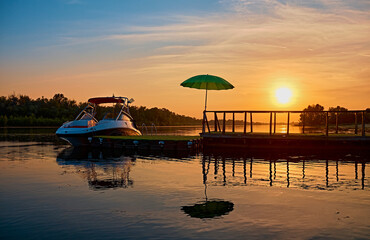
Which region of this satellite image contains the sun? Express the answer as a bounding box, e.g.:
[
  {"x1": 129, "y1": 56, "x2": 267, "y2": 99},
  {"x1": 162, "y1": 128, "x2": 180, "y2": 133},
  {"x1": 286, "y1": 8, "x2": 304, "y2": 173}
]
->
[{"x1": 275, "y1": 87, "x2": 292, "y2": 104}]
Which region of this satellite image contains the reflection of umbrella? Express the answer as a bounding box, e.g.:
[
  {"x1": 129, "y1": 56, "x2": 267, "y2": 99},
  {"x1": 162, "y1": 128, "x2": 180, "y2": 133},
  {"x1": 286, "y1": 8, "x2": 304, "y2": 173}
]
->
[
  {"x1": 181, "y1": 200, "x2": 234, "y2": 219},
  {"x1": 180, "y1": 74, "x2": 234, "y2": 111}
]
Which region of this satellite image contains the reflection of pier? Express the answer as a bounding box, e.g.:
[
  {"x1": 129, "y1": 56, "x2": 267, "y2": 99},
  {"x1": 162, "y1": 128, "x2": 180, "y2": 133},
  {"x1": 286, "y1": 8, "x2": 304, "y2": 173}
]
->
[
  {"x1": 202, "y1": 155, "x2": 368, "y2": 190},
  {"x1": 57, "y1": 147, "x2": 135, "y2": 190}
]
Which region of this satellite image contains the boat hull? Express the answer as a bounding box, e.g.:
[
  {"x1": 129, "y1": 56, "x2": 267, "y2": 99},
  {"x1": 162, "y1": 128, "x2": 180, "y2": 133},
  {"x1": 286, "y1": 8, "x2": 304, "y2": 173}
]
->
[{"x1": 56, "y1": 127, "x2": 141, "y2": 146}]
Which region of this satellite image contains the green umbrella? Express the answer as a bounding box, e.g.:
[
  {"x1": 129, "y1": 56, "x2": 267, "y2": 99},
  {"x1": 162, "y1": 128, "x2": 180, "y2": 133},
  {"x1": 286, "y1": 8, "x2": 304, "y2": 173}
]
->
[{"x1": 180, "y1": 74, "x2": 234, "y2": 111}]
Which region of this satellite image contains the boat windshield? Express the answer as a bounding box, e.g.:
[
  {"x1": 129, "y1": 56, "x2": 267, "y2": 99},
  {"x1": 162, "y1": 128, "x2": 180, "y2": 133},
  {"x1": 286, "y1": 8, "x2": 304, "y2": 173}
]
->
[
  {"x1": 80, "y1": 112, "x2": 95, "y2": 120},
  {"x1": 101, "y1": 103, "x2": 128, "y2": 120},
  {"x1": 103, "y1": 112, "x2": 115, "y2": 120},
  {"x1": 117, "y1": 112, "x2": 131, "y2": 121},
  {"x1": 75, "y1": 104, "x2": 97, "y2": 122}
]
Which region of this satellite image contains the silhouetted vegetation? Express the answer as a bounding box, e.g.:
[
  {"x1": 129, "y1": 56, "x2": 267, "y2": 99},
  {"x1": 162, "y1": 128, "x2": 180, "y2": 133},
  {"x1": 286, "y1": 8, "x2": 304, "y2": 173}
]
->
[
  {"x1": 299, "y1": 104, "x2": 369, "y2": 126},
  {"x1": 129, "y1": 106, "x2": 200, "y2": 126},
  {"x1": 299, "y1": 104, "x2": 325, "y2": 126},
  {"x1": 0, "y1": 94, "x2": 201, "y2": 127}
]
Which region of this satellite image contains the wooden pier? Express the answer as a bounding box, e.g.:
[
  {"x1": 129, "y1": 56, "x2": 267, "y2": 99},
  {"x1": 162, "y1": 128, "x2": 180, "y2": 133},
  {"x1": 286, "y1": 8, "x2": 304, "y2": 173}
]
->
[
  {"x1": 77, "y1": 109, "x2": 369, "y2": 153},
  {"x1": 201, "y1": 109, "x2": 370, "y2": 151}
]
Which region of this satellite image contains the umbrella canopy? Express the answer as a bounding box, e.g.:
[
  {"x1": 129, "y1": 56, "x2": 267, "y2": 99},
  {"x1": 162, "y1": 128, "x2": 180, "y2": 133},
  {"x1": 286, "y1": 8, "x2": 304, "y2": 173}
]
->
[
  {"x1": 180, "y1": 74, "x2": 234, "y2": 110},
  {"x1": 181, "y1": 74, "x2": 234, "y2": 90}
]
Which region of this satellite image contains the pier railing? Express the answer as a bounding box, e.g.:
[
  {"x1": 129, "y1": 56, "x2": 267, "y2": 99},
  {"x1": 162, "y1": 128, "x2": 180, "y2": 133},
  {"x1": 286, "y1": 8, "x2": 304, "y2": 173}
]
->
[{"x1": 202, "y1": 110, "x2": 368, "y2": 136}]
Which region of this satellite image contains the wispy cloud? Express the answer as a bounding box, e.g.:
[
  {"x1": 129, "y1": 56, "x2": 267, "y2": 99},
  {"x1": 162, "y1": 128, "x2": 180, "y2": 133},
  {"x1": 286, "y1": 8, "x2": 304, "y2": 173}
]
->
[{"x1": 1, "y1": 0, "x2": 369, "y2": 113}]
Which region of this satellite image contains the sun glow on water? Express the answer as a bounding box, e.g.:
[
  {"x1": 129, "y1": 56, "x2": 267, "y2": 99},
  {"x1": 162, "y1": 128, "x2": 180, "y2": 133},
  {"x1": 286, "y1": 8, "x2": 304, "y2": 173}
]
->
[{"x1": 275, "y1": 87, "x2": 293, "y2": 104}]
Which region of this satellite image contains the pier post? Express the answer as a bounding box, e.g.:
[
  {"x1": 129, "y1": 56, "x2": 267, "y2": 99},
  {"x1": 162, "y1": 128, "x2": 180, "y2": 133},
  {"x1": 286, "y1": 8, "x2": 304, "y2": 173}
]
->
[
  {"x1": 250, "y1": 112, "x2": 253, "y2": 133},
  {"x1": 223, "y1": 112, "x2": 226, "y2": 134},
  {"x1": 205, "y1": 113, "x2": 210, "y2": 133},
  {"x1": 326, "y1": 112, "x2": 329, "y2": 136},
  {"x1": 243, "y1": 112, "x2": 247, "y2": 135},
  {"x1": 232, "y1": 112, "x2": 235, "y2": 133},
  {"x1": 287, "y1": 112, "x2": 290, "y2": 135},
  {"x1": 202, "y1": 111, "x2": 205, "y2": 133},
  {"x1": 362, "y1": 111, "x2": 365, "y2": 137},
  {"x1": 214, "y1": 112, "x2": 218, "y2": 132},
  {"x1": 355, "y1": 113, "x2": 358, "y2": 135},
  {"x1": 269, "y1": 112, "x2": 272, "y2": 135},
  {"x1": 274, "y1": 112, "x2": 276, "y2": 134},
  {"x1": 335, "y1": 112, "x2": 338, "y2": 134},
  {"x1": 302, "y1": 112, "x2": 305, "y2": 134}
]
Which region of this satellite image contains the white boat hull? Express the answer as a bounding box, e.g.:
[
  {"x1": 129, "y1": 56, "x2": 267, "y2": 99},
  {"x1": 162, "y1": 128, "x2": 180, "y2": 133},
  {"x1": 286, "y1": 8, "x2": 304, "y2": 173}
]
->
[{"x1": 56, "y1": 121, "x2": 141, "y2": 146}]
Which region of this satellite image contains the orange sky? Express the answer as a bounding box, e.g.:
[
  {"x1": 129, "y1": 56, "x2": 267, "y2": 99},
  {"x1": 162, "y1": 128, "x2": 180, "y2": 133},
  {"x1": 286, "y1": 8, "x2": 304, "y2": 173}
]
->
[{"x1": 1, "y1": 0, "x2": 369, "y2": 118}]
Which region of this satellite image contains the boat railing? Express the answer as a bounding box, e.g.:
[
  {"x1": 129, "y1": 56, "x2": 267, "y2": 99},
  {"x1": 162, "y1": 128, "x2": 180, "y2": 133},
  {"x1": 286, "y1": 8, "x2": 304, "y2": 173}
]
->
[
  {"x1": 141, "y1": 123, "x2": 157, "y2": 135},
  {"x1": 202, "y1": 110, "x2": 369, "y2": 136},
  {"x1": 151, "y1": 123, "x2": 157, "y2": 135},
  {"x1": 141, "y1": 123, "x2": 148, "y2": 135}
]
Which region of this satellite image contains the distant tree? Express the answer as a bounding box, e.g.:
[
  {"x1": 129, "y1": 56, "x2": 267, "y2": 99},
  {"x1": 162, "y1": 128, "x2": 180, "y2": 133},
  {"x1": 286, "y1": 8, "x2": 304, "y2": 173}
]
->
[
  {"x1": 328, "y1": 106, "x2": 354, "y2": 125},
  {"x1": 299, "y1": 104, "x2": 325, "y2": 126},
  {"x1": 0, "y1": 93, "x2": 201, "y2": 126}
]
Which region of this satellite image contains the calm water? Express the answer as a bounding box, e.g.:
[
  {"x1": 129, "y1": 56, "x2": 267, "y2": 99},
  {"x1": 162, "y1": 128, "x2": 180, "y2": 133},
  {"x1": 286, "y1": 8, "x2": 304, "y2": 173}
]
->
[
  {"x1": 0, "y1": 139, "x2": 369, "y2": 240},
  {"x1": 1, "y1": 126, "x2": 370, "y2": 239}
]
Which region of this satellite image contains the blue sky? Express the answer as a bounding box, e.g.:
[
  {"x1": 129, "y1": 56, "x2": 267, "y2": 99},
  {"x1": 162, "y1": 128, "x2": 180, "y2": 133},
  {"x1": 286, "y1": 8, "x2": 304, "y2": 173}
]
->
[
  {"x1": 1, "y1": 0, "x2": 369, "y2": 117},
  {"x1": 0, "y1": 0, "x2": 222, "y2": 52}
]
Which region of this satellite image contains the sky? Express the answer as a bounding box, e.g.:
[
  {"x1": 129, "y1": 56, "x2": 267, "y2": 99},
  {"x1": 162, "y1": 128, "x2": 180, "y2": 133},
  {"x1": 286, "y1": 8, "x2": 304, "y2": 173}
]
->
[{"x1": 0, "y1": 0, "x2": 369, "y2": 118}]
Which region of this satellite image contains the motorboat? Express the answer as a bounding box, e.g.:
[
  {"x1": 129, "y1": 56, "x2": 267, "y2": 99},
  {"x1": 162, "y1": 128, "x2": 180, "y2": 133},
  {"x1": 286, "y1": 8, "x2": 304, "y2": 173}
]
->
[{"x1": 56, "y1": 96, "x2": 141, "y2": 146}]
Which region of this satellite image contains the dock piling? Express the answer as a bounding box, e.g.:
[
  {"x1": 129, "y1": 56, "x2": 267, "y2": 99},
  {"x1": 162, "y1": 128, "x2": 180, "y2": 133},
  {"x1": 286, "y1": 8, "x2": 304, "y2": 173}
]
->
[
  {"x1": 362, "y1": 111, "x2": 365, "y2": 137},
  {"x1": 243, "y1": 112, "x2": 247, "y2": 135},
  {"x1": 287, "y1": 112, "x2": 290, "y2": 135},
  {"x1": 269, "y1": 112, "x2": 272, "y2": 135},
  {"x1": 250, "y1": 112, "x2": 253, "y2": 133},
  {"x1": 214, "y1": 112, "x2": 217, "y2": 132},
  {"x1": 232, "y1": 112, "x2": 235, "y2": 133},
  {"x1": 326, "y1": 112, "x2": 329, "y2": 136},
  {"x1": 202, "y1": 111, "x2": 205, "y2": 133}
]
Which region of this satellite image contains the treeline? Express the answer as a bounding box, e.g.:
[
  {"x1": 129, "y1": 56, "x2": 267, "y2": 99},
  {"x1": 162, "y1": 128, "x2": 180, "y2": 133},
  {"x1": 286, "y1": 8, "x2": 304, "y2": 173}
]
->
[
  {"x1": 130, "y1": 106, "x2": 200, "y2": 126},
  {"x1": 299, "y1": 104, "x2": 370, "y2": 126},
  {"x1": 0, "y1": 94, "x2": 201, "y2": 127}
]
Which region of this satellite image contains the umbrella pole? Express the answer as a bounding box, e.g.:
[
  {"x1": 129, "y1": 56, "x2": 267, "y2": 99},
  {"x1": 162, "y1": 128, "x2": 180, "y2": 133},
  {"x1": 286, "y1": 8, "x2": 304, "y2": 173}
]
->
[{"x1": 204, "y1": 84, "x2": 208, "y2": 111}]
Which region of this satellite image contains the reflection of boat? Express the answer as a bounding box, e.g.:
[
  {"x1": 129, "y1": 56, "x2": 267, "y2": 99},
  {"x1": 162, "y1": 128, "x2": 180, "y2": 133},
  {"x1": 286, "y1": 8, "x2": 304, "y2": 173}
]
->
[
  {"x1": 56, "y1": 146, "x2": 196, "y2": 190},
  {"x1": 57, "y1": 147, "x2": 135, "y2": 190},
  {"x1": 181, "y1": 200, "x2": 234, "y2": 219},
  {"x1": 56, "y1": 96, "x2": 141, "y2": 146}
]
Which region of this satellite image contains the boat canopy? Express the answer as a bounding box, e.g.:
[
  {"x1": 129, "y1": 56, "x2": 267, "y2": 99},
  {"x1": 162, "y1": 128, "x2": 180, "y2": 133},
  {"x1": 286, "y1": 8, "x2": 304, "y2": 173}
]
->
[{"x1": 88, "y1": 97, "x2": 128, "y2": 105}]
